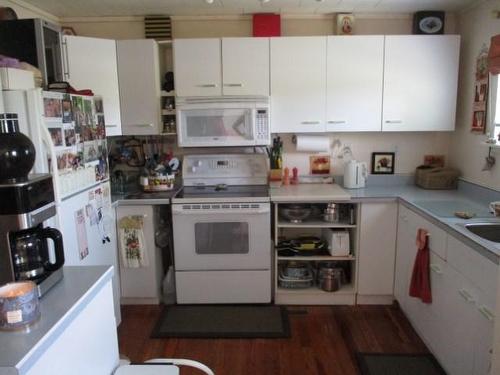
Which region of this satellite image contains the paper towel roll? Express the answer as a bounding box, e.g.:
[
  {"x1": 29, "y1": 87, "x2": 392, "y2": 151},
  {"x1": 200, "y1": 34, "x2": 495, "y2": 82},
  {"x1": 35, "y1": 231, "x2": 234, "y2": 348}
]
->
[{"x1": 295, "y1": 135, "x2": 330, "y2": 152}]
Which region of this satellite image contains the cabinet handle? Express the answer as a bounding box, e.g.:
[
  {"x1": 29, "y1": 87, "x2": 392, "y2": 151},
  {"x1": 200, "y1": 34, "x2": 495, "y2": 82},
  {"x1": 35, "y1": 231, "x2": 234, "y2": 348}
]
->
[
  {"x1": 197, "y1": 84, "x2": 217, "y2": 88},
  {"x1": 385, "y1": 120, "x2": 403, "y2": 124},
  {"x1": 105, "y1": 124, "x2": 118, "y2": 128},
  {"x1": 62, "y1": 39, "x2": 70, "y2": 79},
  {"x1": 132, "y1": 124, "x2": 154, "y2": 127},
  {"x1": 223, "y1": 83, "x2": 243, "y2": 87},
  {"x1": 478, "y1": 305, "x2": 495, "y2": 321},
  {"x1": 328, "y1": 120, "x2": 347, "y2": 124},
  {"x1": 458, "y1": 289, "x2": 475, "y2": 303},
  {"x1": 301, "y1": 121, "x2": 320, "y2": 125},
  {"x1": 429, "y1": 264, "x2": 442, "y2": 274}
]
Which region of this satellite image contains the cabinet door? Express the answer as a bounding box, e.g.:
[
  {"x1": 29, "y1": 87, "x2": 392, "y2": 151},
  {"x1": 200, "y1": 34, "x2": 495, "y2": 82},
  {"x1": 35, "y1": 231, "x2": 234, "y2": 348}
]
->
[
  {"x1": 173, "y1": 38, "x2": 221, "y2": 97},
  {"x1": 270, "y1": 36, "x2": 326, "y2": 133},
  {"x1": 382, "y1": 35, "x2": 460, "y2": 131},
  {"x1": 63, "y1": 35, "x2": 122, "y2": 135},
  {"x1": 358, "y1": 202, "x2": 397, "y2": 296},
  {"x1": 474, "y1": 290, "x2": 495, "y2": 375},
  {"x1": 326, "y1": 36, "x2": 383, "y2": 132},
  {"x1": 116, "y1": 205, "x2": 161, "y2": 300},
  {"x1": 222, "y1": 37, "x2": 269, "y2": 96},
  {"x1": 394, "y1": 205, "x2": 416, "y2": 311},
  {"x1": 117, "y1": 39, "x2": 161, "y2": 135}
]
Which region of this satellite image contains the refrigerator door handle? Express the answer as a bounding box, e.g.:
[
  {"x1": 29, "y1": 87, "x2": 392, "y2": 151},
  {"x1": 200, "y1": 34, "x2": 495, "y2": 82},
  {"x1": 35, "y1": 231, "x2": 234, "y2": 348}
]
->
[{"x1": 62, "y1": 38, "x2": 70, "y2": 80}]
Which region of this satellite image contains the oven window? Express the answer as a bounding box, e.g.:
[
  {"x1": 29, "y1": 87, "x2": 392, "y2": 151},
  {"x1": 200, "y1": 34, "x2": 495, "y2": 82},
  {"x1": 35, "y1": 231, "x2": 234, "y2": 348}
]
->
[{"x1": 195, "y1": 222, "x2": 249, "y2": 254}]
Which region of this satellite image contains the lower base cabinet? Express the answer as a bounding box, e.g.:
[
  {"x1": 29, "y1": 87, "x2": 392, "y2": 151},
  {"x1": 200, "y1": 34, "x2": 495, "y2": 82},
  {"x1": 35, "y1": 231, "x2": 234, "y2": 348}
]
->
[{"x1": 395, "y1": 203, "x2": 497, "y2": 375}]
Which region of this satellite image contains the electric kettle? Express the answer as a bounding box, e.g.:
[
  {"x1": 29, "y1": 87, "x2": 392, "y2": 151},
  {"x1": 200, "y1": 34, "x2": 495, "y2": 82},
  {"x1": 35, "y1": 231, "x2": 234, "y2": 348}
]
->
[{"x1": 343, "y1": 160, "x2": 367, "y2": 189}]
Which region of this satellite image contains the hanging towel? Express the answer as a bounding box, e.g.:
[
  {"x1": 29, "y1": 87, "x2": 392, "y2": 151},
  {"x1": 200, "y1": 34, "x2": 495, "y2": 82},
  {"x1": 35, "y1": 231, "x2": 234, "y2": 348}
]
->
[
  {"x1": 409, "y1": 228, "x2": 432, "y2": 304},
  {"x1": 118, "y1": 216, "x2": 149, "y2": 268}
]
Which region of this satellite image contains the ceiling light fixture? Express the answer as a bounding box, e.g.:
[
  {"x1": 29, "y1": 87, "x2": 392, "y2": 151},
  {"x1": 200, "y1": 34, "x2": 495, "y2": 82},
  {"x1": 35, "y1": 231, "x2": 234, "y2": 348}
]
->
[
  {"x1": 260, "y1": 0, "x2": 271, "y2": 3},
  {"x1": 205, "y1": 0, "x2": 214, "y2": 4}
]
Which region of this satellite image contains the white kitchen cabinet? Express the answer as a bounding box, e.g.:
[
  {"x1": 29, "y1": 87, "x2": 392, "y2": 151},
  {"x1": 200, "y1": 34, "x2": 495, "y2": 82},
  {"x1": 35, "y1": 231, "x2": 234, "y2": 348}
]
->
[
  {"x1": 394, "y1": 203, "x2": 498, "y2": 375},
  {"x1": 117, "y1": 39, "x2": 161, "y2": 135},
  {"x1": 394, "y1": 205, "x2": 417, "y2": 312},
  {"x1": 326, "y1": 36, "x2": 384, "y2": 132},
  {"x1": 63, "y1": 35, "x2": 122, "y2": 135},
  {"x1": 173, "y1": 38, "x2": 222, "y2": 97},
  {"x1": 270, "y1": 36, "x2": 327, "y2": 133},
  {"x1": 357, "y1": 202, "x2": 397, "y2": 302},
  {"x1": 222, "y1": 37, "x2": 269, "y2": 96},
  {"x1": 116, "y1": 205, "x2": 164, "y2": 304},
  {"x1": 382, "y1": 35, "x2": 460, "y2": 131}
]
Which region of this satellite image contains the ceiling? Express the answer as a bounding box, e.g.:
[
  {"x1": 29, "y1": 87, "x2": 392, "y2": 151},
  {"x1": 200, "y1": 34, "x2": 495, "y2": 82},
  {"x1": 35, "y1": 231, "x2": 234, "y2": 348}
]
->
[{"x1": 20, "y1": 0, "x2": 479, "y2": 18}]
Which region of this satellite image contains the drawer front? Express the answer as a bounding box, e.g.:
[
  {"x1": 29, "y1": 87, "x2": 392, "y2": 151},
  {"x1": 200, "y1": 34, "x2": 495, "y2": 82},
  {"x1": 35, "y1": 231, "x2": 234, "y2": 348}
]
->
[
  {"x1": 447, "y1": 235, "x2": 498, "y2": 307},
  {"x1": 405, "y1": 206, "x2": 447, "y2": 260}
]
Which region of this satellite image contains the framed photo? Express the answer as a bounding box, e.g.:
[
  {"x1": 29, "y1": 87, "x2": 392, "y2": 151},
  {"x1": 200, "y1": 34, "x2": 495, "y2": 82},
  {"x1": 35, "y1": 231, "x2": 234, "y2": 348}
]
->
[
  {"x1": 336, "y1": 14, "x2": 354, "y2": 35},
  {"x1": 371, "y1": 152, "x2": 395, "y2": 174}
]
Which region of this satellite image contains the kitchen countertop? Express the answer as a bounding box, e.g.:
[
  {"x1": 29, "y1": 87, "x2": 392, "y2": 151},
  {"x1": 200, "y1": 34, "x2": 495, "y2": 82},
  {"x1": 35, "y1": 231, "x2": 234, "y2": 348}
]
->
[
  {"x1": 271, "y1": 182, "x2": 500, "y2": 263},
  {"x1": 0, "y1": 266, "x2": 113, "y2": 375},
  {"x1": 111, "y1": 183, "x2": 182, "y2": 206},
  {"x1": 270, "y1": 183, "x2": 351, "y2": 202}
]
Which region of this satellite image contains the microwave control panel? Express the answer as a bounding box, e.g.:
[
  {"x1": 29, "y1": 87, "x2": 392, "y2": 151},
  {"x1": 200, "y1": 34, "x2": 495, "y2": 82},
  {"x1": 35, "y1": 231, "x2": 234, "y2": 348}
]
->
[{"x1": 256, "y1": 109, "x2": 270, "y2": 142}]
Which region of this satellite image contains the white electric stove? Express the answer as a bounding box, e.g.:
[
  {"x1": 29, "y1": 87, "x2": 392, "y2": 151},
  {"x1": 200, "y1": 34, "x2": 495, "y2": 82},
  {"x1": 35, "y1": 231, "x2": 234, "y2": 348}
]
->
[{"x1": 172, "y1": 154, "x2": 271, "y2": 304}]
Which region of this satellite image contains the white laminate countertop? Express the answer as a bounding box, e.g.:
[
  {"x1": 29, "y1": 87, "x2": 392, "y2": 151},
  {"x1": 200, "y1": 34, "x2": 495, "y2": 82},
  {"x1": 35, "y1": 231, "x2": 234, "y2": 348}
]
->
[{"x1": 270, "y1": 183, "x2": 351, "y2": 202}]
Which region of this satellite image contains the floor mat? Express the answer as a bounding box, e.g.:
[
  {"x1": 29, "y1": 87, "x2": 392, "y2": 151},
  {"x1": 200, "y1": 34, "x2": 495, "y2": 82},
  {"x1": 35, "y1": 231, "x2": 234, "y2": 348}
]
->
[
  {"x1": 356, "y1": 353, "x2": 446, "y2": 375},
  {"x1": 151, "y1": 305, "x2": 290, "y2": 339}
]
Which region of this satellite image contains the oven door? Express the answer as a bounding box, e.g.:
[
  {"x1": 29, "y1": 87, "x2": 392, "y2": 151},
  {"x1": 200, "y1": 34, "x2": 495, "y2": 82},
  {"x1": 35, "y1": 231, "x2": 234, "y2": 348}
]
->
[{"x1": 172, "y1": 202, "x2": 271, "y2": 271}]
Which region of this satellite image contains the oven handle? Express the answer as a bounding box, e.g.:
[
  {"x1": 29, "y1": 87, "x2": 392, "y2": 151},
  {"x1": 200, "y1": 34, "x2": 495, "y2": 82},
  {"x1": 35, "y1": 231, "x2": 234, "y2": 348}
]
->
[{"x1": 172, "y1": 207, "x2": 270, "y2": 215}]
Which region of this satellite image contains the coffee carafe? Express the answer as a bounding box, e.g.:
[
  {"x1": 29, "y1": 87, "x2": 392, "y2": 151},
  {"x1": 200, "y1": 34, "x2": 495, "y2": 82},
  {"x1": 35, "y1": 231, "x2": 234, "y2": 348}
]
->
[{"x1": 10, "y1": 226, "x2": 65, "y2": 282}]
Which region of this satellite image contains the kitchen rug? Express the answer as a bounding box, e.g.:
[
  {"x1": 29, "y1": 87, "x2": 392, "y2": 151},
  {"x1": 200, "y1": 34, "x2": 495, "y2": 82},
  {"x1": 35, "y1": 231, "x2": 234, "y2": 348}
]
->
[
  {"x1": 356, "y1": 353, "x2": 446, "y2": 375},
  {"x1": 151, "y1": 305, "x2": 290, "y2": 339}
]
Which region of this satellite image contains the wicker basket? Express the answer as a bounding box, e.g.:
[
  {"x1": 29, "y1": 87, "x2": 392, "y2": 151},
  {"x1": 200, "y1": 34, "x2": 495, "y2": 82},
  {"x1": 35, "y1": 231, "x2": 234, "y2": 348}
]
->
[{"x1": 415, "y1": 166, "x2": 459, "y2": 190}]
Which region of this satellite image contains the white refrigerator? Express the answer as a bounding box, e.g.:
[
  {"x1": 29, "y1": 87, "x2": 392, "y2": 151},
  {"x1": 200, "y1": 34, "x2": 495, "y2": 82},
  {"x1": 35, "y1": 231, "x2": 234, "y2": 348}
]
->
[{"x1": 1, "y1": 88, "x2": 121, "y2": 324}]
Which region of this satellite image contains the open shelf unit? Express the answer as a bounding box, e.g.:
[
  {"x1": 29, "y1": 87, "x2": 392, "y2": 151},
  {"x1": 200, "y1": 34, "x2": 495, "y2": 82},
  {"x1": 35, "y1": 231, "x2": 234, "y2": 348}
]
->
[{"x1": 273, "y1": 202, "x2": 359, "y2": 305}]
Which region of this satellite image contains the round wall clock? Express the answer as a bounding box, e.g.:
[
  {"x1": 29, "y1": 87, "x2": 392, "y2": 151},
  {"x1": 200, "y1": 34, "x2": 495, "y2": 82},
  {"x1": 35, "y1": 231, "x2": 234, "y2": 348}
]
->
[{"x1": 413, "y1": 11, "x2": 445, "y2": 35}]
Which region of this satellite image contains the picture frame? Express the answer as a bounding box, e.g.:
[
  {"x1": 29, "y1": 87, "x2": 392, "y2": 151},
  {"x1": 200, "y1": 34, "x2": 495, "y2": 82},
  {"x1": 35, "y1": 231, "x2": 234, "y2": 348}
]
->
[{"x1": 371, "y1": 152, "x2": 395, "y2": 174}]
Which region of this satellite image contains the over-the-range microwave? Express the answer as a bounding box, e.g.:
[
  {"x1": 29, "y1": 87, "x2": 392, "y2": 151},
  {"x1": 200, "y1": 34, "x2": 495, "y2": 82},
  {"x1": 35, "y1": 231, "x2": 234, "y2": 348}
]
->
[{"x1": 176, "y1": 97, "x2": 270, "y2": 147}]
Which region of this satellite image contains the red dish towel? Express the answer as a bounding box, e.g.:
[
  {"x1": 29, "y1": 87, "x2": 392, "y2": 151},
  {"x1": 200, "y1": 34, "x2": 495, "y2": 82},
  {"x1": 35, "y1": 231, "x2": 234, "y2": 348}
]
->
[{"x1": 409, "y1": 229, "x2": 432, "y2": 304}]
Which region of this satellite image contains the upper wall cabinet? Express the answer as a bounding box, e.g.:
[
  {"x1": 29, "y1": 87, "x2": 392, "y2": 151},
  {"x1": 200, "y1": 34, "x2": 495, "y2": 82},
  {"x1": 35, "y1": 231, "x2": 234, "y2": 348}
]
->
[
  {"x1": 382, "y1": 35, "x2": 460, "y2": 132},
  {"x1": 326, "y1": 36, "x2": 384, "y2": 132},
  {"x1": 271, "y1": 36, "x2": 327, "y2": 133},
  {"x1": 63, "y1": 35, "x2": 122, "y2": 136},
  {"x1": 173, "y1": 38, "x2": 270, "y2": 97},
  {"x1": 222, "y1": 38, "x2": 269, "y2": 96},
  {"x1": 117, "y1": 39, "x2": 161, "y2": 135},
  {"x1": 173, "y1": 38, "x2": 222, "y2": 97}
]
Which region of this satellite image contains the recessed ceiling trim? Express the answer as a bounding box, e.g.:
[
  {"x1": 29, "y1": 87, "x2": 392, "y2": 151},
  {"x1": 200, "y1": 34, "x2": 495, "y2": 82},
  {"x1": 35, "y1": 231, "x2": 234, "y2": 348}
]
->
[
  {"x1": 8, "y1": 0, "x2": 60, "y2": 22},
  {"x1": 59, "y1": 12, "x2": 416, "y2": 24}
]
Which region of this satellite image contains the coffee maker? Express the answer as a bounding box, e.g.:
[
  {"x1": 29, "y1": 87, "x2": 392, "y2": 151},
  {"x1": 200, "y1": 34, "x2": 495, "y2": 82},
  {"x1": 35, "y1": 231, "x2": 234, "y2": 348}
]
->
[
  {"x1": 0, "y1": 113, "x2": 64, "y2": 296},
  {"x1": 0, "y1": 174, "x2": 65, "y2": 296}
]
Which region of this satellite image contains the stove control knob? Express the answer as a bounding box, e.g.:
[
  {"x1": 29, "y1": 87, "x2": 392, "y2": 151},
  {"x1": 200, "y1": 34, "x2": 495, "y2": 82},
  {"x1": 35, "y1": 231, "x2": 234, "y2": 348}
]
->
[
  {"x1": 190, "y1": 166, "x2": 197, "y2": 173},
  {"x1": 195, "y1": 160, "x2": 202, "y2": 167}
]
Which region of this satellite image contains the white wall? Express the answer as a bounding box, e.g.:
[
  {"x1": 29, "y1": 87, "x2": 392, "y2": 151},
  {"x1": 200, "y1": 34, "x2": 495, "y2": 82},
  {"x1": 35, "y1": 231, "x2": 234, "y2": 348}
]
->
[{"x1": 449, "y1": 0, "x2": 500, "y2": 191}]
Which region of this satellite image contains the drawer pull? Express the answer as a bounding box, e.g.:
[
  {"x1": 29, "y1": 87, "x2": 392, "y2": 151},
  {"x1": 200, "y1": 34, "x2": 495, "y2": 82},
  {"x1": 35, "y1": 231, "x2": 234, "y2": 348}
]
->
[
  {"x1": 429, "y1": 264, "x2": 442, "y2": 274},
  {"x1": 301, "y1": 121, "x2": 320, "y2": 125},
  {"x1": 197, "y1": 84, "x2": 217, "y2": 88},
  {"x1": 223, "y1": 83, "x2": 243, "y2": 87},
  {"x1": 458, "y1": 289, "x2": 475, "y2": 303},
  {"x1": 328, "y1": 120, "x2": 347, "y2": 124},
  {"x1": 478, "y1": 305, "x2": 494, "y2": 321},
  {"x1": 385, "y1": 120, "x2": 403, "y2": 124}
]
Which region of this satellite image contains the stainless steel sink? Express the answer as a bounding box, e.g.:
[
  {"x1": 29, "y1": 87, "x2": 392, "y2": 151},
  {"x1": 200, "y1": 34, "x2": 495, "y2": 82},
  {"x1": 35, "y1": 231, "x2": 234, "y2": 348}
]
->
[{"x1": 464, "y1": 223, "x2": 500, "y2": 243}]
